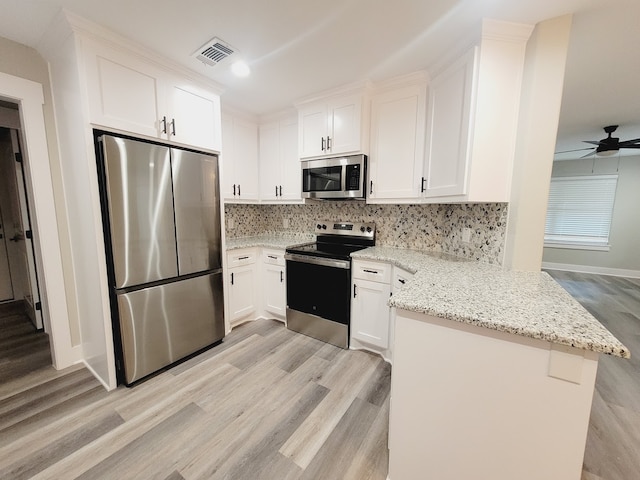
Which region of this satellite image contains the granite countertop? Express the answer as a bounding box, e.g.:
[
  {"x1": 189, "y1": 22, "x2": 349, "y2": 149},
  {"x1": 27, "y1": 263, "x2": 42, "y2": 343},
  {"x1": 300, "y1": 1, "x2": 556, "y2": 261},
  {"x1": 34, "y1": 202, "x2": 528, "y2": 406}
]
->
[
  {"x1": 226, "y1": 233, "x2": 315, "y2": 251},
  {"x1": 352, "y1": 246, "x2": 629, "y2": 359}
]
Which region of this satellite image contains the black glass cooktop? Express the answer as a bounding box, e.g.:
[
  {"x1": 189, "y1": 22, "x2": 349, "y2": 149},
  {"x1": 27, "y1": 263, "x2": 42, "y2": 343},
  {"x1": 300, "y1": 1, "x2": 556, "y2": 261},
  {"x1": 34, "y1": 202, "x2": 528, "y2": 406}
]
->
[{"x1": 286, "y1": 242, "x2": 369, "y2": 261}]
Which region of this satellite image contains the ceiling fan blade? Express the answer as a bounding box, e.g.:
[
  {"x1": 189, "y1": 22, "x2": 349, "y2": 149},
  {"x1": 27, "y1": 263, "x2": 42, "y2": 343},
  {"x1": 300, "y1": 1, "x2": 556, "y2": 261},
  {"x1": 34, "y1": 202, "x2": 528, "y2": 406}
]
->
[
  {"x1": 618, "y1": 138, "x2": 640, "y2": 146},
  {"x1": 583, "y1": 140, "x2": 602, "y2": 146},
  {"x1": 617, "y1": 145, "x2": 640, "y2": 149},
  {"x1": 554, "y1": 147, "x2": 595, "y2": 154},
  {"x1": 579, "y1": 150, "x2": 596, "y2": 158}
]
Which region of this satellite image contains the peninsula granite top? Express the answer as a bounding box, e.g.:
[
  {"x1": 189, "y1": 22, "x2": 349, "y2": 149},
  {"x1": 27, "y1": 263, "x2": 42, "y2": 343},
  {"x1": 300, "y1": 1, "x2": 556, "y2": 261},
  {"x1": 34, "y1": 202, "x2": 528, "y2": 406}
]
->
[{"x1": 352, "y1": 246, "x2": 629, "y2": 359}]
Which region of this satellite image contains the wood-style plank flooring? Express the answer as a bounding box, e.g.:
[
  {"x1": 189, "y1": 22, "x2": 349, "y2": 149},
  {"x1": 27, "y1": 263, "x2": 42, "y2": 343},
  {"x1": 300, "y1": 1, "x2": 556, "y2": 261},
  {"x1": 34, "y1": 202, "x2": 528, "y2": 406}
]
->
[
  {"x1": 0, "y1": 303, "x2": 390, "y2": 480},
  {"x1": 2, "y1": 271, "x2": 638, "y2": 479},
  {"x1": 546, "y1": 271, "x2": 640, "y2": 480}
]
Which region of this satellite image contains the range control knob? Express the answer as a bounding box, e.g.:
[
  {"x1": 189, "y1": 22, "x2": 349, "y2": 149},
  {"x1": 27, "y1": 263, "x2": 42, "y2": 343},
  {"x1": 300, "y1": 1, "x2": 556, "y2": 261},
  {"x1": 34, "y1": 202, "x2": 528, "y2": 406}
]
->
[
  {"x1": 322, "y1": 224, "x2": 327, "y2": 230},
  {"x1": 360, "y1": 226, "x2": 365, "y2": 232},
  {"x1": 366, "y1": 226, "x2": 372, "y2": 233},
  {"x1": 316, "y1": 224, "x2": 322, "y2": 230}
]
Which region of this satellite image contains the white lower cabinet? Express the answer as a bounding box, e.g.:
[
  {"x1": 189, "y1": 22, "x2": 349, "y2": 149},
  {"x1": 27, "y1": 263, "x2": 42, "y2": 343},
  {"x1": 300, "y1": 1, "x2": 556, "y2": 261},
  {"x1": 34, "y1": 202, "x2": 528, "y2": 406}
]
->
[
  {"x1": 227, "y1": 249, "x2": 258, "y2": 326},
  {"x1": 262, "y1": 249, "x2": 286, "y2": 320},
  {"x1": 350, "y1": 260, "x2": 392, "y2": 358}
]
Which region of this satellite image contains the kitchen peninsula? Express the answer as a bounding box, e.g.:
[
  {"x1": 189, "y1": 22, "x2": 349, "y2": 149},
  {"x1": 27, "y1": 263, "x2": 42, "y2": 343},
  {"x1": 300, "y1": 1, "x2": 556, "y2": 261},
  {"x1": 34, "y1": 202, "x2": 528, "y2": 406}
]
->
[{"x1": 351, "y1": 246, "x2": 628, "y2": 480}]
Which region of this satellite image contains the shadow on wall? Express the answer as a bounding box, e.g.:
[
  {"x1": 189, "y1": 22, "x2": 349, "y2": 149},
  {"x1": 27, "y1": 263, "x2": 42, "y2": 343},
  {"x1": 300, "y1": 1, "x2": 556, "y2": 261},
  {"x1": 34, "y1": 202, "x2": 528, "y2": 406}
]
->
[{"x1": 225, "y1": 202, "x2": 508, "y2": 265}]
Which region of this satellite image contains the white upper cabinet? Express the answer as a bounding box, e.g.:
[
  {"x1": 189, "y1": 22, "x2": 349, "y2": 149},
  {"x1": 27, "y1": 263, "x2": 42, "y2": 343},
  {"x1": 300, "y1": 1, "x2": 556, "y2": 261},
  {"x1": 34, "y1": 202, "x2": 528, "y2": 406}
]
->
[
  {"x1": 167, "y1": 82, "x2": 221, "y2": 152},
  {"x1": 368, "y1": 78, "x2": 427, "y2": 201},
  {"x1": 423, "y1": 49, "x2": 476, "y2": 198},
  {"x1": 259, "y1": 114, "x2": 301, "y2": 202},
  {"x1": 221, "y1": 112, "x2": 259, "y2": 202},
  {"x1": 422, "y1": 20, "x2": 533, "y2": 203},
  {"x1": 83, "y1": 37, "x2": 222, "y2": 152},
  {"x1": 298, "y1": 92, "x2": 368, "y2": 159}
]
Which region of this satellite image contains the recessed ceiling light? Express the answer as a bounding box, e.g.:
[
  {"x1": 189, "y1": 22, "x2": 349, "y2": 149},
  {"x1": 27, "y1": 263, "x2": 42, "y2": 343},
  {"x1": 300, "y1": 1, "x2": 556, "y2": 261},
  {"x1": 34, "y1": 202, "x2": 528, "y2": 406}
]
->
[{"x1": 231, "y1": 61, "x2": 250, "y2": 77}]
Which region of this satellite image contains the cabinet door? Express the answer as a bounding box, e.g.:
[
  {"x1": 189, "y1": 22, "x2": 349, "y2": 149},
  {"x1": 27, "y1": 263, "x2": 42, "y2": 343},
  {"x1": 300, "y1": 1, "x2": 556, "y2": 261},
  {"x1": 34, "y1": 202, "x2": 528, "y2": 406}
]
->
[
  {"x1": 279, "y1": 117, "x2": 301, "y2": 201},
  {"x1": 328, "y1": 95, "x2": 362, "y2": 155},
  {"x1": 299, "y1": 104, "x2": 328, "y2": 158},
  {"x1": 369, "y1": 85, "x2": 426, "y2": 200},
  {"x1": 263, "y1": 263, "x2": 286, "y2": 317},
  {"x1": 259, "y1": 122, "x2": 281, "y2": 200},
  {"x1": 233, "y1": 118, "x2": 260, "y2": 200},
  {"x1": 86, "y1": 45, "x2": 163, "y2": 138},
  {"x1": 221, "y1": 114, "x2": 236, "y2": 200},
  {"x1": 351, "y1": 278, "x2": 391, "y2": 349},
  {"x1": 228, "y1": 264, "x2": 256, "y2": 323},
  {"x1": 168, "y1": 83, "x2": 221, "y2": 152},
  {"x1": 424, "y1": 48, "x2": 476, "y2": 198}
]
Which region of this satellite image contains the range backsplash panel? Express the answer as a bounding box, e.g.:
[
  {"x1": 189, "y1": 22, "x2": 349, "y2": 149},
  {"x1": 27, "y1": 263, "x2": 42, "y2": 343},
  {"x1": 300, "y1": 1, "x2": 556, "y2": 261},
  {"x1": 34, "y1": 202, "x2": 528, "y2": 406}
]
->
[{"x1": 225, "y1": 202, "x2": 508, "y2": 265}]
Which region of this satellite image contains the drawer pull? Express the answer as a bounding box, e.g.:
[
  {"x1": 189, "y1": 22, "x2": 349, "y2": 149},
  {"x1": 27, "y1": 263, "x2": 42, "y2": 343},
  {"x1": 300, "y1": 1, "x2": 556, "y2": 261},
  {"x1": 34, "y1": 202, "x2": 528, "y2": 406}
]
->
[
  {"x1": 398, "y1": 278, "x2": 406, "y2": 284},
  {"x1": 267, "y1": 255, "x2": 278, "y2": 259},
  {"x1": 238, "y1": 256, "x2": 250, "y2": 260},
  {"x1": 231, "y1": 272, "x2": 234, "y2": 285},
  {"x1": 280, "y1": 270, "x2": 284, "y2": 283},
  {"x1": 363, "y1": 269, "x2": 379, "y2": 274}
]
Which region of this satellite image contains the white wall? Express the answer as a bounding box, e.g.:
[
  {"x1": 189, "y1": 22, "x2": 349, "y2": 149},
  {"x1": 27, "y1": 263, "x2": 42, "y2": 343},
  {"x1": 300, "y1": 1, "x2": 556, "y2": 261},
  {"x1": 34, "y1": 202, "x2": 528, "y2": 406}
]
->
[
  {"x1": 0, "y1": 35, "x2": 81, "y2": 345},
  {"x1": 542, "y1": 154, "x2": 640, "y2": 276},
  {"x1": 503, "y1": 15, "x2": 572, "y2": 272}
]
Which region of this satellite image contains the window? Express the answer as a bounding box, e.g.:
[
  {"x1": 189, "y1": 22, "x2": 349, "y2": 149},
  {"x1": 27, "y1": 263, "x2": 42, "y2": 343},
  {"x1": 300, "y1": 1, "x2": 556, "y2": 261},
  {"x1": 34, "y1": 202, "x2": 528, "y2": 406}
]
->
[{"x1": 545, "y1": 175, "x2": 618, "y2": 250}]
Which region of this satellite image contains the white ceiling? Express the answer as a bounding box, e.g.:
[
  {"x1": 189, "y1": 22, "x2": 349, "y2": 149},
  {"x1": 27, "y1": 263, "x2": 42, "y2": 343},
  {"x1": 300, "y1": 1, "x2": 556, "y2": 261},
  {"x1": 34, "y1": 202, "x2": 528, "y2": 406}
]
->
[{"x1": 2, "y1": 0, "x2": 639, "y2": 158}]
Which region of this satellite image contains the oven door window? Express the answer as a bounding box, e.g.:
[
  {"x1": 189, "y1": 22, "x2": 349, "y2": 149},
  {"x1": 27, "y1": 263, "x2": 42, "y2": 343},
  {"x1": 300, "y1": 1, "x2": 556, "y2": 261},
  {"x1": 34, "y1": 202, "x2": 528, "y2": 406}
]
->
[
  {"x1": 286, "y1": 260, "x2": 351, "y2": 325},
  {"x1": 303, "y1": 166, "x2": 342, "y2": 192}
]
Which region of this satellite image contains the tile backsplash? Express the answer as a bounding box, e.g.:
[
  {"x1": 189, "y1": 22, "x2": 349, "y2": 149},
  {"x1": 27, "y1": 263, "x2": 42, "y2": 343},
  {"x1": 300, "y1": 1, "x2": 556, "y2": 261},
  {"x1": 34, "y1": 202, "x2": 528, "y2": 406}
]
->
[{"x1": 225, "y1": 202, "x2": 508, "y2": 265}]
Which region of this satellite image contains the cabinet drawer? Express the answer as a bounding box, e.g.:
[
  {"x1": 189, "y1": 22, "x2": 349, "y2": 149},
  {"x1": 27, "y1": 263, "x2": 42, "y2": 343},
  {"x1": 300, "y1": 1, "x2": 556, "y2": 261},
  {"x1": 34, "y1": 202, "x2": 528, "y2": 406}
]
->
[
  {"x1": 393, "y1": 267, "x2": 415, "y2": 292},
  {"x1": 227, "y1": 248, "x2": 257, "y2": 267},
  {"x1": 353, "y1": 260, "x2": 391, "y2": 283},
  {"x1": 262, "y1": 249, "x2": 285, "y2": 266}
]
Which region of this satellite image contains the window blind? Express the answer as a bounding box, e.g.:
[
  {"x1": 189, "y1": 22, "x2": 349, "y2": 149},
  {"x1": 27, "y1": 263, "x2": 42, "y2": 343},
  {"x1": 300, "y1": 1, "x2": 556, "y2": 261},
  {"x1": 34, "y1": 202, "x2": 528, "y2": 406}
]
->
[{"x1": 545, "y1": 174, "x2": 618, "y2": 246}]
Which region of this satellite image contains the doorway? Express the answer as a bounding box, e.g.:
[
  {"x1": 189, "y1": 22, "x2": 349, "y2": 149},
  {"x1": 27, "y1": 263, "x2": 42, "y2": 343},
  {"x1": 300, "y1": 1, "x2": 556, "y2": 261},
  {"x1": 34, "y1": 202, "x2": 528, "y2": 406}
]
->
[{"x1": 0, "y1": 124, "x2": 43, "y2": 329}]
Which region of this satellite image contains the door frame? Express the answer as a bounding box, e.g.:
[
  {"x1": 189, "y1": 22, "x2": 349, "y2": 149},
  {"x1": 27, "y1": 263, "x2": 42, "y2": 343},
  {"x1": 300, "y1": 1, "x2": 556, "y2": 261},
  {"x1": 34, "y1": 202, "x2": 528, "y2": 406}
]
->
[{"x1": 0, "y1": 71, "x2": 77, "y2": 369}]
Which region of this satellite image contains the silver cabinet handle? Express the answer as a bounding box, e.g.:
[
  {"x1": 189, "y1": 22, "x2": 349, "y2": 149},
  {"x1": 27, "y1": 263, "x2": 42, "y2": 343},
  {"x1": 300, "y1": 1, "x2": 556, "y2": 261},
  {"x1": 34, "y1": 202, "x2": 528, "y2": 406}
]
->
[
  {"x1": 161, "y1": 116, "x2": 167, "y2": 134},
  {"x1": 326, "y1": 136, "x2": 331, "y2": 150},
  {"x1": 321, "y1": 137, "x2": 325, "y2": 151},
  {"x1": 238, "y1": 184, "x2": 241, "y2": 196},
  {"x1": 280, "y1": 270, "x2": 284, "y2": 283},
  {"x1": 279, "y1": 185, "x2": 282, "y2": 197},
  {"x1": 275, "y1": 185, "x2": 278, "y2": 197},
  {"x1": 421, "y1": 177, "x2": 426, "y2": 193},
  {"x1": 233, "y1": 184, "x2": 236, "y2": 196},
  {"x1": 370, "y1": 180, "x2": 373, "y2": 195},
  {"x1": 353, "y1": 284, "x2": 357, "y2": 298},
  {"x1": 170, "y1": 118, "x2": 176, "y2": 136},
  {"x1": 231, "y1": 272, "x2": 234, "y2": 285}
]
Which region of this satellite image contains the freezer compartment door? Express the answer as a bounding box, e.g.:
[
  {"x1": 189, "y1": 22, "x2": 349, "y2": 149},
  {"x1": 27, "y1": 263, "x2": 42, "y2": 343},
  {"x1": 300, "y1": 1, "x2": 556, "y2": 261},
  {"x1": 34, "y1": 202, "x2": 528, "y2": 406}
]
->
[
  {"x1": 102, "y1": 135, "x2": 178, "y2": 288},
  {"x1": 116, "y1": 272, "x2": 224, "y2": 384},
  {"x1": 172, "y1": 149, "x2": 222, "y2": 275}
]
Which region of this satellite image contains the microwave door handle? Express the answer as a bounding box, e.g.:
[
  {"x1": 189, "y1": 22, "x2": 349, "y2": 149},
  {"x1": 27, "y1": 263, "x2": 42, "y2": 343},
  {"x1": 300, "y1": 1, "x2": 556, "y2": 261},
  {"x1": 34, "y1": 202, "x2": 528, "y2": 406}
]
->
[{"x1": 341, "y1": 165, "x2": 347, "y2": 192}]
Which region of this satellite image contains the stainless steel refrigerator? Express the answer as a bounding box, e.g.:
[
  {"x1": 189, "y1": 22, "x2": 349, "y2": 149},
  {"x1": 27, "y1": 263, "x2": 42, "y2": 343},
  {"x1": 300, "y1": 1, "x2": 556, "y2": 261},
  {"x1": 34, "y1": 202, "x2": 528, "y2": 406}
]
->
[{"x1": 98, "y1": 134, "x2": 224, "y2": 385}]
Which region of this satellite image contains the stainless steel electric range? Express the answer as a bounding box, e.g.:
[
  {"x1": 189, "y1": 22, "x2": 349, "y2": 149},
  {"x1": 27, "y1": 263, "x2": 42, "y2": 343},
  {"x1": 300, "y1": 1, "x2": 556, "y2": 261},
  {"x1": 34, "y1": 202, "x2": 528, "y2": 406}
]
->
[{"x1": 284, "y1": 221, "x2": 375, "y2": 348}]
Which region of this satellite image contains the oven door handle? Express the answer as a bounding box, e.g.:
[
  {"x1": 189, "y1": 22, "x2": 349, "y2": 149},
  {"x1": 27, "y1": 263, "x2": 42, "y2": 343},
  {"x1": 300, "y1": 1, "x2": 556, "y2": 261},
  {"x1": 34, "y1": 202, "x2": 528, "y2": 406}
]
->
[{"x1": 285, "y1": 253, "x2": 351, "y2": 270}]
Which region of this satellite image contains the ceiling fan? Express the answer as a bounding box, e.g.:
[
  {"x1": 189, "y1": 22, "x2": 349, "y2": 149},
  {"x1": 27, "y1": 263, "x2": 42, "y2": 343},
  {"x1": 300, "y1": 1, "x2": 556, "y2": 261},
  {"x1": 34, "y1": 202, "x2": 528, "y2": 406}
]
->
[{"x1": 555, "y1": 125, "x2": 640, "y2": 157}]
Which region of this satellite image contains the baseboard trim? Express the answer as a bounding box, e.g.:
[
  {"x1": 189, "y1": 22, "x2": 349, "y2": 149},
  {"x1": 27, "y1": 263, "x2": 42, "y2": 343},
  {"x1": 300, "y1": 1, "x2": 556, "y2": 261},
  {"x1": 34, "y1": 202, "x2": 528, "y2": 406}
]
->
[{"x1": 542, "y1": 262, "x2": 640, "y2": 279}]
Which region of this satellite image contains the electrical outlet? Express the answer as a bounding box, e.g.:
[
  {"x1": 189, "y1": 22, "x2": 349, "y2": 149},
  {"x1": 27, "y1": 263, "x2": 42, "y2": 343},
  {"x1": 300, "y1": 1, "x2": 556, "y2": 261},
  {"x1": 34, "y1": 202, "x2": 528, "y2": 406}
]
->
[
  {"x1": 462, "y1": 228, "x2": 471, "y2": 243},
  {"x1": 283, "y1": 217, "x2": 290, "y2": 228},
  {"x1": 228, "y1": 218, "x2": 235, "y2": 230}
]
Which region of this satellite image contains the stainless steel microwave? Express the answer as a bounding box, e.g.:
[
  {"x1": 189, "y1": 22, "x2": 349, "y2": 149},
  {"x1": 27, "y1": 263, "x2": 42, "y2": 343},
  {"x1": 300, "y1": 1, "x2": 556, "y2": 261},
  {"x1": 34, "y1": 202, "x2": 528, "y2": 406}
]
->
[{"x1": 301, "y1": 154, "x2": 367, "y2": 200}]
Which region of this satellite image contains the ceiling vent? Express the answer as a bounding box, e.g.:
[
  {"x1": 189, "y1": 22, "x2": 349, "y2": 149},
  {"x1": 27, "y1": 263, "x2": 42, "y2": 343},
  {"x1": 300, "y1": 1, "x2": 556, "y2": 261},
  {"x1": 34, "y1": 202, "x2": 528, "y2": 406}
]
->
[{"x1": 193, "y1": 37, "x2": 236, "y2": 67}]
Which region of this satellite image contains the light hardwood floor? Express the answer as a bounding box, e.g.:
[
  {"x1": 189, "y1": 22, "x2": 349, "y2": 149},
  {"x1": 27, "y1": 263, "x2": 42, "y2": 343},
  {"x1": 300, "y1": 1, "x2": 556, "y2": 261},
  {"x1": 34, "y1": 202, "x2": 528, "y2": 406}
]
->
[
  {"x1": 0, "y1": 303, "x2": 390, "y2": 480},
  {"x1": 546, "y1": 271, "x2": 640, "y2": 480},
  {"x1": 2, "y1": 270, "x2": 638, "y2": 479}
]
